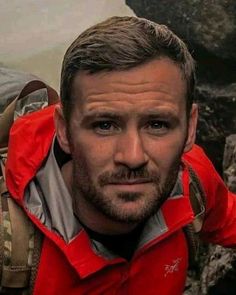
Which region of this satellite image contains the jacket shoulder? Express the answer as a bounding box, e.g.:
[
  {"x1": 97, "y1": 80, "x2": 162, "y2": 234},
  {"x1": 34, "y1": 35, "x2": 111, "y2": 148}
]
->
[{"x1": 6, "y1": 105, "x2": 56, "y2": 202}]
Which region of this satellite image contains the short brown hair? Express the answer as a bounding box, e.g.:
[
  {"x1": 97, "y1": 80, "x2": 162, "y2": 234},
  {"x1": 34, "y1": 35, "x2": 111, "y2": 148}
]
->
[{"x1": 60, "y1": 16, "x2": 195, "y2": 122}]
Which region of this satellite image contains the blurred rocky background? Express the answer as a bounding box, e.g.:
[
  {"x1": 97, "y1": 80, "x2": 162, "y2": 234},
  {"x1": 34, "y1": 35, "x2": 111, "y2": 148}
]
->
[{"x1": 126, "y1": 0, "x2": 236, "y2": 175}]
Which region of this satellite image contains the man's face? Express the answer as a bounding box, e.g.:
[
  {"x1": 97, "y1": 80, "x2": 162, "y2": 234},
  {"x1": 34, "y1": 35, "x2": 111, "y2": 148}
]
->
[{"x1": 57, "y1": 58, "x2": 197, "y2": 225}]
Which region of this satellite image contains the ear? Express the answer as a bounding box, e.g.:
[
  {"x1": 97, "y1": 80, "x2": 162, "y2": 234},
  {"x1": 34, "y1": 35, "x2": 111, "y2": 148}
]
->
[
  {"x1": 183, "y1": 103, "x2": 198, "y2": 153},
  {"x1": 54, "y1": 104, "x2": 71, "y2": 154}
]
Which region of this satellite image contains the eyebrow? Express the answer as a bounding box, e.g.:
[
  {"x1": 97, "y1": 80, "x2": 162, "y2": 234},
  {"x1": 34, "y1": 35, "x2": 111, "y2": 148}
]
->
[
  {"x1": 145, "y1": 109, "x2": 179, "y2": 119},
  {"x1": 81, "y1": 109, "x2": 180, "y2": 124},
  {"x1": 81, "y1": 112, "x2": 123, "y2": 123},
  {"x1": 140, "y1": 111, "x2": 180, "y2": 127}
]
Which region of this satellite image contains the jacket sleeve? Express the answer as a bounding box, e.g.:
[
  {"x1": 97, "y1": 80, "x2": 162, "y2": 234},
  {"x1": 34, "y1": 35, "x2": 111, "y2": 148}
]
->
[{"x1": 183, "y1": 144, "x2": 236, "y2": 247}]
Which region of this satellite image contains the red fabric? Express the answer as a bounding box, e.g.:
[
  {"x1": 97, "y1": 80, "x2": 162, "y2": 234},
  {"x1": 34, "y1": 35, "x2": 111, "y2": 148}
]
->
[
  {"x1": 5, "y1": 106, "x2": 236, "y2": 295},
  {"x1": 6, "y1": 105, "x2": 56, "y2": 203}
]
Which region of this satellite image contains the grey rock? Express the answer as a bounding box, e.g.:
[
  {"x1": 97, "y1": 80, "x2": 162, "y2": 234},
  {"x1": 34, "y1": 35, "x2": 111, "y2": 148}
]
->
[
  {"x1": 126, "y1": 0, "x2": 236, "y2": 60},
  {"x1": 196, "y1": 84, "x2": 236, "y2": 174},
  {"x1": 200, "y1": 245, "x2": 236, "y2": 295},
  {"x1": 223, "y1": 135, "x2": 236, "y2": 192}
]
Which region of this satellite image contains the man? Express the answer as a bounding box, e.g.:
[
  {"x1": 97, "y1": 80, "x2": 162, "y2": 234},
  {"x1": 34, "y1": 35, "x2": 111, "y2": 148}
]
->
[{"x1": 5, "y1": 16, "x2": 236, "y2": 295}]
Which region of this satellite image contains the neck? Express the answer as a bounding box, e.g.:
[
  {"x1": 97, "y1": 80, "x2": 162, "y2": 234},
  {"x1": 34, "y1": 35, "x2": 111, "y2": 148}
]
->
[{"x1": 73, "y1": 195, "x2": 139, "y2": 235}]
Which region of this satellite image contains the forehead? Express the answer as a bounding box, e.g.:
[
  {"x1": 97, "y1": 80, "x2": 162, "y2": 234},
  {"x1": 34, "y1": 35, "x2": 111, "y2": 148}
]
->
[{"x1": 71, "y1": 57, "x2": 187, "y2": 114}]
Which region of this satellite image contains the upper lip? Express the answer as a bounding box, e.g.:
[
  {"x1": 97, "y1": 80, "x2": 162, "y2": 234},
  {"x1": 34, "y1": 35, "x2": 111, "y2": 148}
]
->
[{"x1": 108, "y1": 179, "x2": 151, "y2": 185}]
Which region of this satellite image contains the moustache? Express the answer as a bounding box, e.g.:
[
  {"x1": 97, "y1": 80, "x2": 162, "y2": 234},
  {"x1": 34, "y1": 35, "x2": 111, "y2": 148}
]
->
[{"x1": 98, "y1": 166, "x2": 160, "y2": 186}]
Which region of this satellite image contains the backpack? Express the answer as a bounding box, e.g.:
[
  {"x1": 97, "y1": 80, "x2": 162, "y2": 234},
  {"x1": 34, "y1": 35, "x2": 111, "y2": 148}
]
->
[
  {"x1": 0, "y1": 81, "x2": 205, "y2": 292},
  {"x1": 0, "y1": 80, "x2": 59, "y2": 294}
]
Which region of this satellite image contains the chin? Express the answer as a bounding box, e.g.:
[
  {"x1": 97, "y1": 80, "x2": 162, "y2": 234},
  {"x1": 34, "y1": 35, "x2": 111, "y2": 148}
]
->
[{"x1": 103, "y1": 196, "x2": 161, "y2": 224}]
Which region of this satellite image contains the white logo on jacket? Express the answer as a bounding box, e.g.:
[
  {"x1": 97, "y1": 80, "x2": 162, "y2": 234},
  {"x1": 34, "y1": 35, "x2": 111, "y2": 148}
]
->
[{"x1": 164, "y1": 258, "x2": 182, "y2": 277}]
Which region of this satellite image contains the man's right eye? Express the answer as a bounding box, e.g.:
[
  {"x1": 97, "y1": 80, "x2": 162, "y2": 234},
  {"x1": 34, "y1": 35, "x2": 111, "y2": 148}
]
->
[{"x1": 92, "y1": 121, "x2": 119, "y2": 134}]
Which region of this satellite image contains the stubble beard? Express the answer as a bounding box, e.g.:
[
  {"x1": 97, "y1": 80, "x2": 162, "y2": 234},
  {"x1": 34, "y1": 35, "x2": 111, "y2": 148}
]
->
[{"x1": 71, "y1": 156, "x2": 181, "y2": 225}]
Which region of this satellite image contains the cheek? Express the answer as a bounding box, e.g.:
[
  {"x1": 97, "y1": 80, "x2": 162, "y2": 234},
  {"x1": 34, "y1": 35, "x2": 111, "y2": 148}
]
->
[
  {"x1": 145, "y1": 136, "x2": 184, "y2": 170},
  {"x1": 72, "y1": 137, "x2": 115, "y2": 172}
]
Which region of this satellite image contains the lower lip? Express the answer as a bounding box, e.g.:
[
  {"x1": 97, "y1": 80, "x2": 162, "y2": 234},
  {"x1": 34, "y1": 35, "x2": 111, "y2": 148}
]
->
[{"x1": 107, "y1": 183, "x2": 152, "y2": 192}]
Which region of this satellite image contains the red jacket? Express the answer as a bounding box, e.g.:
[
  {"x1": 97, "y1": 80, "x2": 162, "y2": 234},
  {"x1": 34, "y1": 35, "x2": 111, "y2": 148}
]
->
[{"x1": 6, "y1": 106, "x2": 236, "y2": 295}]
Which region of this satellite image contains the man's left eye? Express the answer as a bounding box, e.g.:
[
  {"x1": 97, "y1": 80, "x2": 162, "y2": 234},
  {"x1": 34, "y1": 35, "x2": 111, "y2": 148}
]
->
[
  {"x1": 149, "y1": 120, "x2": 169, "y2": 129},
  {"x1": 97, "y1": 121, "x2": 113, "y2": 130},
  {"x1": 145, "y1": 120, "x2": 170, "y2": 134}
]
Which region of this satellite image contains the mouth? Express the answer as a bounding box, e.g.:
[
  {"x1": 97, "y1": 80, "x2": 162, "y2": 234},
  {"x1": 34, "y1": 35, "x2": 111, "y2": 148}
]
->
[
  {"x1": 105, "y1": 179, "x2": 153, "y2": 192},
  {"x1": 108, "y1": 179, "x2": 152, "y2": 185}
]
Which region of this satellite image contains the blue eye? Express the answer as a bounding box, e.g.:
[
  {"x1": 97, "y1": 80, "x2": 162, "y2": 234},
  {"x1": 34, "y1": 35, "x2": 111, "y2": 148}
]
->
[
  {"x1": 145, "y1": 120, "x2": 170, "y2": 135},
  {"x1": 92, "y1": 121, "x2": 119, "y2": 135},
  {"x1": 96, "y1": 121, "x2": 112, "y2": 130},
  {"x1": 149, "y1": 120, "x2": 168, "y2": 129}
]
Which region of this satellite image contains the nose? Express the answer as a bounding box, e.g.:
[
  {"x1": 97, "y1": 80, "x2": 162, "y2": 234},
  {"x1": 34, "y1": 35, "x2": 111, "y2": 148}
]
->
[{"x1": 114, "y1": 129, "x2": 148, "y2": 169}]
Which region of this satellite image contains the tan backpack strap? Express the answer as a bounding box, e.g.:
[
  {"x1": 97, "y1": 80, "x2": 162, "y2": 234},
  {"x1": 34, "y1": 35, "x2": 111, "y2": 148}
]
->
[
  {"x1": 0, "y1": 147, "x2": 8, "y2": 183},
  {"x1": 29, "y1": 224, "x2": 43, "y2": 294},
  {"x1": 1, "y1": 195, "x2": 33, "y2": 288},
  {"x1": 0, "y1": 192, "x2": 43, "y2": 294}
]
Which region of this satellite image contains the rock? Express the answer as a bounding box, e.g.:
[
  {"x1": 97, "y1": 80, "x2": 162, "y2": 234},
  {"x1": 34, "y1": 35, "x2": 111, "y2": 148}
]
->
[
  {"x1": 184, "y1": 274, "x2": 201, "y2": 295},
  {"x1": 196, "y1": 84, "x2": 236, "y2": 174},
  {"x1": 126, "y1": 0, "x2": 236, "y2": 61},
  {"x1": 200, "y1": 246, "x2": 236, "y2": 295},
  {"x1": 223, "y1": 135, "x2": 236, "y2": 192}
]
